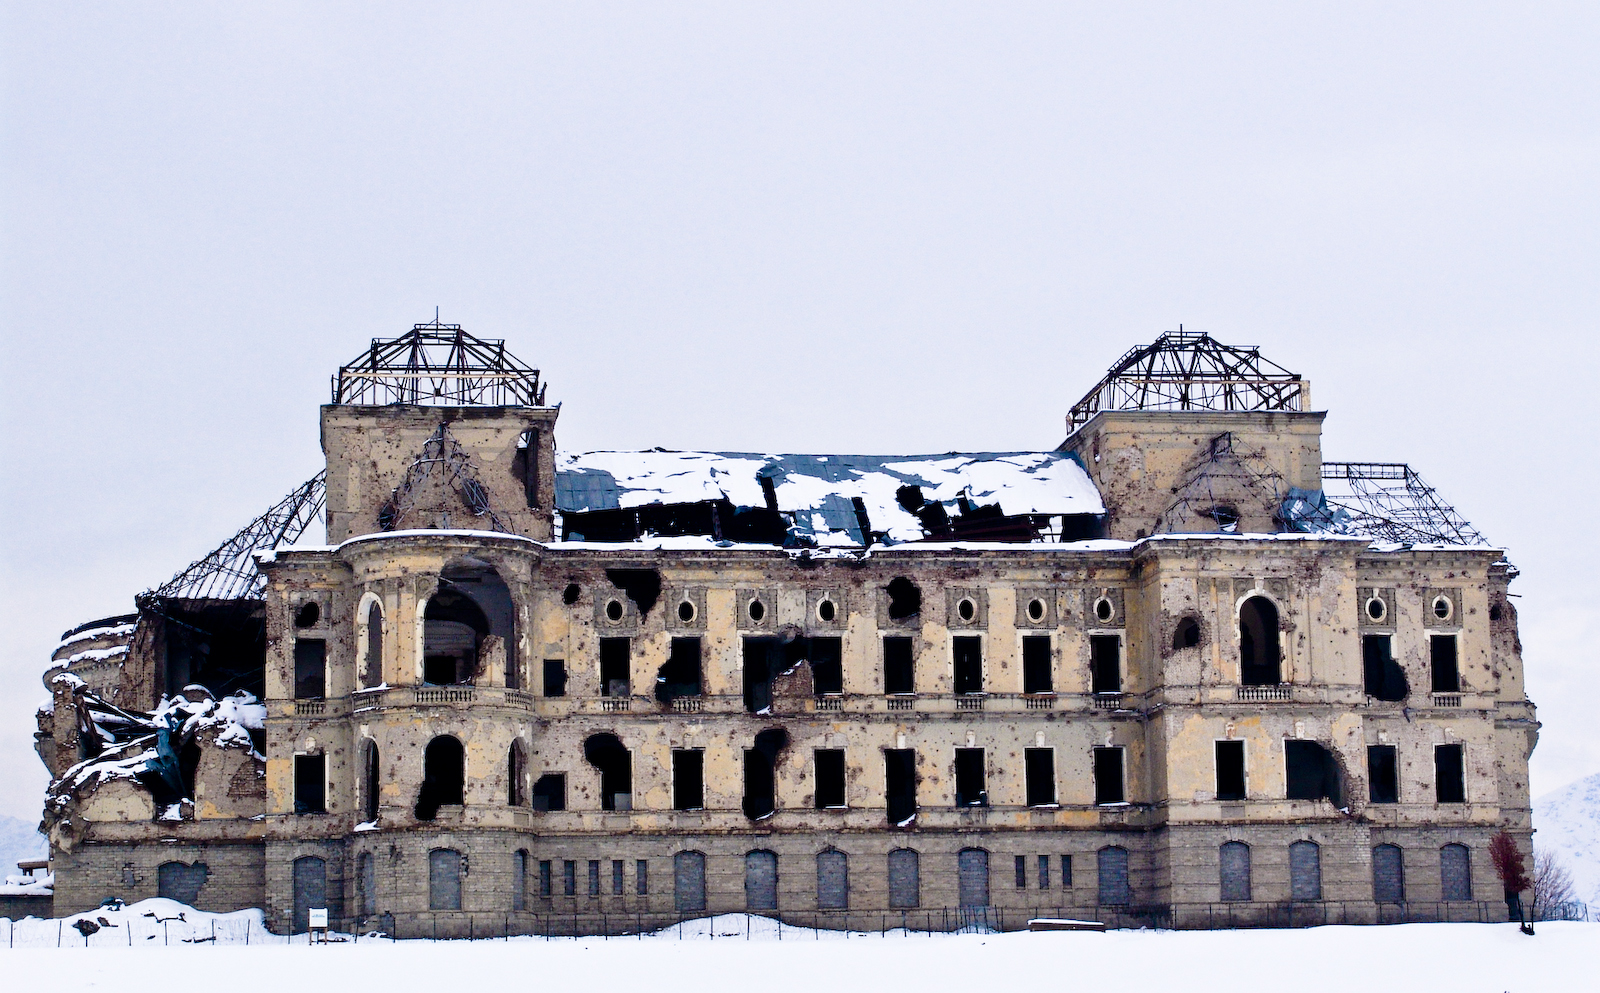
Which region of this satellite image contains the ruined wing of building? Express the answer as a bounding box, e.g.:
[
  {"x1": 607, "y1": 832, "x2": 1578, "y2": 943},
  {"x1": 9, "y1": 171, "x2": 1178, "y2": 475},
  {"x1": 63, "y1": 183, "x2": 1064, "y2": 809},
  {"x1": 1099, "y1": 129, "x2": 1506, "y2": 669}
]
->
[{"x1": 31, "y1": 324, "x2": 1538, "y2": 933}]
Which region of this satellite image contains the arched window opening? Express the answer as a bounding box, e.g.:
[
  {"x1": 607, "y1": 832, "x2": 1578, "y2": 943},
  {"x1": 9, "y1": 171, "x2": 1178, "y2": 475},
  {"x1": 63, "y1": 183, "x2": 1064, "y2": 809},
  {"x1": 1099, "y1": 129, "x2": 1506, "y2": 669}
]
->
[
  {"x1": 817, "y1": 849, "x2": 849, "y2": 910},
  {"x1": 957, "y1": 848, "x2": 989, "y2": 909},
  {"x1": 1219, "y1": 842, "x2": 1251, "y2": 902},
  {"x1": 416, "y1": 736, "x2": 465, "y2": 821},
  {"x1": 507, "y1": 740, "x2": 527, "y2": 807},
  {"x1": 745, "y1": 850, "x2": 778, "y2": 911},
  {"x1": 361, "y1": 598, "x2": 384, "y2": 689},
  {"x1": 1238, "y1": 596, "x2": 1281, "y2": 685},
  {"x1": 888, "y1": 849, "x2": 920, "y2": 909},
  {"x1": 1289, "y1": 840, "x2": 1322, "y2": 901},
  {"x1": 674, "y1": 851, "x2": 706, "y2": 912},
  {"x1": 291, "y1": 856, "x2": 327, "y2": 934},
  {"x1": 429, "y1": 849, "x2": 463, "y2": 911},
  {"x1": 423, "y1": 559, "x2": 518, "y2": 687},
  {"x1": 1097, "y1": 846, "x2": 1130, "y2": 906},
  {"x1": 362, "y1": 740, "x2": 380, "y2": 823}
]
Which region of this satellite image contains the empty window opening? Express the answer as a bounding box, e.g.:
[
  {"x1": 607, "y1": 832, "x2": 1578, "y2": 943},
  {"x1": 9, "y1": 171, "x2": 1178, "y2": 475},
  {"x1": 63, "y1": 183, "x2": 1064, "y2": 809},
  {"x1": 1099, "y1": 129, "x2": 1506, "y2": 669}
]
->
[
  {"x1": 1097, "y1": 847, "x2": 1130, "y2": 906},
  {"x1": 605, "y1": 599, "x2": 624, "y2": 622},
  {"x1": 588, "y1": 859, "x2": 601, "y2": 897},
  {"x1": 363, "y1": 740, "x2": 380, "y2": 822},
  {"x1": 818, "y1": 598, "x2": 836, "y2": 622},
  {"x1": 1489, "y1": 603, "x2": 1503, "y2": 622},
  {"x1": 294, "y1": 601, "x2": 320, "y2": 628},
  {"x1": 674, "y1": 851, "x2": 706, "y2": 912},
  {"x1": 563, "y1": 860, "x2": 577, "y2": 896},
  {"x1": 953, "y1": 636, "x2": 984, "y2": 694},
  {"x1": 1025, "y1": 748, "x2": 1056, "y2": 806},
  {"x1": 888, "y1": 848, "x2": 920, "y2": 908},
  {"x1": 1090, "y1": 635, "x2": 1121, "y2": 694},
  {"x1": 958, "y1": 848, "x2": 990, "y2": 909},
  {"x1": 955, "y1": 748, "x2": 987, "y2": 807},
  {"x1": 745, "y1": 850, "x2": 779, "y2": 911},
  {"x1": 599, "y1": 638, "x2": 630, "y2": 697},
  {"x1": 539, "y1": 860, "x2": 552, "y2": 897},
  {"x1": 1219, "y1": 842, "x2": 1251, "y2": 902},
  {"x1": 817, "y1": 849, "x2": 849, "y2": 909},
  {"x1": 747, "y1": 598, "x2": 766, "y2": 622},
  {"x1": 1027, "y1": 598, "x2": 1047, "y2": 622},
  {"x1": 1038, "y1": 854, "x2": 1051, "y2": 890},
  {"x1": 1238, "y1": 596, "x2": 1281, "y2": 685},
  {"x1": 1431, "y1": 635, "x2": 1460, "y2": 693},
  {"x1": 156, "y1": 600, "x2": 267, "y2": 700},
  {"x1": 810, "y1": 636, "x2": 843, "y2": 695},
  {"x1": 158, "y1": 861, "x2": 208, "y2": 905},
  {"x1": 293, "y1": 639, "x2": 326, "y2": 700},
  {"x1": 294, "y1": 754, "x2": 326, "y2": 814},
  {"x1": 1173, "y1": 616, "x2": 1201, "y2": 650},
  {"x1": 1441, "y1": 844, "x2": 1472, "y2": 901},
  {"x1": 291, "y1": 856, "x2": 326, "y2": 935},
  {"x1": 610, "y1": 859, "x2": 624, "y2": 896},
  {"x1": 742, "y1": 636, "x2": 780, "y2": 713},
  {"x1": 673, "y1": 749, "x2": 704, "y2": 810},
  {"x1": 1363, "y1": 635, "x2": 1409, "y2": 701},
  {"x1": 885, "y1": 748, "x2": 917, "y2": 824},
  {"x1": 656, "y1": 637, "x2": 702, "y2": 703},
  {"x1": 583, "y1": 734, "x2": 632, "y2": 811},
  {"x1": 1022, "y1": 636, "x2": 1053, "y2": 694},
  {"x1": 423, "y1": 590, "x2": 487, "y2": 685},
  {"x1": 562, "y1": 583, "x2": 581, "y2": 605},
  {"x1": 518, "y1": 427, "x2": 541, "y2": 507},
  {"x1": 605, "y1": 569, "x2": 661, "y2": 619},
  {"x1": 1435, "y1": 744, "x2": 1465, "y2": 803},
  {"x1": 543, "y1": 658, "x2": 567, "y2": 697},
  {"x1": 513, "y1": 850, "x2": 528, "y2": 912},
  {"x1": 429, "y1": 849, "x2": 463, "y2": 911},
  {"x1": 1366, "y1": 597, "x2": 1387, "y2": 622},
  {"x1": 814, "y1": 747, "x2": 846, "y2": 810},
  {"x1": 1215, "y1": 740, "x2": 1246, "y2": 801},
  {"x1": 957, "y1": 598, "x2": 977, "y2": 623},
  {"x1": 677, "y1": 599, "x2": 696, "y2": 623},
  {"x1": 886, "y1": 577, "x2": 922, "y2": 620},
  {"x1": 1015, "y1": 855, "x2": 1027, "y2": 889},
  {"x1": 742, "y1": 728, "x2": 789, "y2": 819},
  {"x1": 437, "y1": 559, "x2": 517, "y2": 682},
  {"x1": 532, "y1": 773, "x2": 567, "y2": 811},
  {"x1": 1432, "y1": 595, "x2": 1453, "y2": 621},
  {"x1": 1094, "y1": 747, "x2": 1125, "y2": 805},
  {"x1": 883, "y1": 637, "x2": 914, "y2": 694},
  {"x1": 508, "y1": 741, "x2": 527, "y2": 806},
  {"x1": 1289, "y1": 841, "x2": 1321, "y2": 901},
  {"x1": 1367, "y1": 745, "x2": 1398, "y2": 804},
  {"x1": 1284, "y1": 740, "x2": 1341, "y2": 805},
  {"x1": 1373, "y1": 844, "x2": 1405, "y2": 903},
  {"x1": 1061, "y1": 855, "x2": 1073, "y2": 887},
  {"x1": 1094, "y1": 597, "x2": 1115, "y2": 623},
  {"x1": 415, "y1": 735, "x2": 465, "y2": 820},
  {"x1": 361, "y1": 601, "x2": 383, "y2": 688}
]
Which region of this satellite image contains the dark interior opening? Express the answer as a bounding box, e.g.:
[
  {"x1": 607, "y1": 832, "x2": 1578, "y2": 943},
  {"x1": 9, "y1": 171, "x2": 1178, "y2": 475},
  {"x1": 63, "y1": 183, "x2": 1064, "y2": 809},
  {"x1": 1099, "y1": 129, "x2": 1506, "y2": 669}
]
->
[
  {"x1": 953, "y1": 636, "x2": 983, "y2": 694},
  {"x1": 885, "y1": 748, "x2": 917, "y2": 824},
  {"x1": 293, "y1": 639, "x2": 326, "y2": 700},
  {"x1": 1363, "y1": 635, "x2": 1409, "y2": 701},
  {"x1": 363, "y1": 741, "x2": 380, "y2": 822},
  {"x1": 655, "y1": 637, "x2": 702, "y2": 703},
  {"x1": 672, "y1": 750, "x2": 704, "y2": 810},
  {"x1": 415, "y1": 736, "x2": 465, "y2": 820},
  {"x1": 742, "y1": 728, "x2": 789, "y2": 819},
  {"x1": 294, "y1": 602, "x2": 320, "y2": 628},
  {"x1": 294, "y1": 753, "x2": 326, "y2": 814},
  {"x1": 155, "y1": 599, "x2": 267, "y2": 699},
  {"x1": 507, "y1": 741, "x2": 526, "y2": 806},
  {"x1": 883, "y1": 637, "x2": 914, "y2": 694},
  {"x1": 1430, "y1": 635, "x2": 1460, "y2": 693},
  {"x1": 813, "y1": 747, "x2": 845, "y2": 809},
  {"x1": 600, "y1": 638, "x2": 630, "y2": 697},
  {"x1": 562, "y1": 583, "x2": 581, "y2": 605},
  {"x1": 567, "y1": 501, "x2": 788, "y2": 545},
  {"x1": 1090, "y1": 635, "x2": 1121, "y2": 694},
  {"x1": 809, "y1": 636, "x2": 843, "y2": 694},
  {"x1": 1173, "y1": 617, "x2": 1201, "y2": 650},
  {"x1": 1284, "y1": 740, "x2": 1342, "y2": 805},
  {"x1": 954, "y1": 748, "x2": 986, "y2": 807},
  {"x1": 543, "y1": 659, "x2": 567, "y2": 697},
  {"x1": 1435, "y1": 744, "x2": 1465, "y2": 803},
  {"x1": 1025, "y1": 748, "x2": 1055, "y2": 806},
  {"x1": 1215, "y1": 740, "x2": 1246, "y2": 801},
  {"x1": 1239, "y1": 597, "x2": 1282, "y2": 685},
  {"x1": 423, "y1": 588, "x2": 489, "y2": 685},
  {"x1": 1367, "y1": 745, "x2": 1398, "y2": 803},
  {"x1": 605, "y1": 569, "x2": 661, "y2": 618},
  {"x1": 361, "y1": 603, "x2": 383, "y2": 688},
  {"x1": 1093, "y1": 747, "x2": 1125, "y2": 805},
  {"x1": 532, "y1": 773, "x2": 567, "y2": 811},
  {"x1": 1022, "y1": 635, "x2": 1052, "y2": 693},
  {"x1": 583, "y1": 733, "x2": 631, "y2": 811},
  {"x1": 742, "y1": 636, "x2": 809, "y2": 712},
  {"x1": 886, "y1": 578, "x2": 922, "y2": 620}
]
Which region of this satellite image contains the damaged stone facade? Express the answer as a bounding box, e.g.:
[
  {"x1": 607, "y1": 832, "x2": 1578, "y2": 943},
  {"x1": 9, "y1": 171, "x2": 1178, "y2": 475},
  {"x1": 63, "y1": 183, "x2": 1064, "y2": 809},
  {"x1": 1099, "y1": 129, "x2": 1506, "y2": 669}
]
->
[{"x1": 34, "y1": 326, "x2": 1538, "y2": 933}]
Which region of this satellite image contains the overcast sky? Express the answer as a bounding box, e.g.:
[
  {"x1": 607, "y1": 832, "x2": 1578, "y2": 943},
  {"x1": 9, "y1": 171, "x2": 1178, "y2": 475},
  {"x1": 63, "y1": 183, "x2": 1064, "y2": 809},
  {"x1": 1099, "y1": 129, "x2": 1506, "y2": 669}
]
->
[{"x1": 2, "y1": 3, "x2": 1596, "y2": 824}]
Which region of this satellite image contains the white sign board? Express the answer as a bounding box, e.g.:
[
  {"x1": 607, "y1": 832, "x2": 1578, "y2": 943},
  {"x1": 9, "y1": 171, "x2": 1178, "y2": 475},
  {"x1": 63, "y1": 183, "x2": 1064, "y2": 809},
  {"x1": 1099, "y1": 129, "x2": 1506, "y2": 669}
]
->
[{"x1": 308, "y1": 908, "x2": 328, "y2": 929}]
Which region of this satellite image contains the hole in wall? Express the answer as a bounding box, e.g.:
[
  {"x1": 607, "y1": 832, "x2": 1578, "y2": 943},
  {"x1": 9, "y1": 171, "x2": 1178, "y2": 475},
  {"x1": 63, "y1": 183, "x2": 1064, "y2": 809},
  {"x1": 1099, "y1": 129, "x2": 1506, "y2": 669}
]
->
[
  {"x1": 818, "y1": 599, "x2": 836, "y2": 623},
  {"x1": 605, "y1": 599, "x2": 625, "y2": 622},
  {"x1": 1095, "y1": 597, "x2": 1114, "y2": 623},
  {"x1": 886, "y1": 578, "x2": 922, "y2": 621},
  {"x1": 1366, "y1": 597, "x2": 1387, "y2": 623},
  {"x1": 562, "y1": 584, "x2": 581, "y2": 606},
  {"x1": 748, "y1": 598, "x2": 766, "y2": 623},
  {"x1": 294, "y1": 602, "x2": 320, "y2": 628},
  {"x1": 678, "y1": 600, "x2": 696, "y2": 624}
]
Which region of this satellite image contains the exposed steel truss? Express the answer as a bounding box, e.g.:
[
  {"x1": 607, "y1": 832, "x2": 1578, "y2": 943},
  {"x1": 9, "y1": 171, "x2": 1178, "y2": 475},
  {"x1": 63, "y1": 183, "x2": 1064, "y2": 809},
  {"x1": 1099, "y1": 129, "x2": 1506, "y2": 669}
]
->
[
  {"x1": 332, "y1": 320, "x2": 547, "y2": 407},
  {"x1": 1320, "y1": 462, "x2": 1486, "y2": 546}
]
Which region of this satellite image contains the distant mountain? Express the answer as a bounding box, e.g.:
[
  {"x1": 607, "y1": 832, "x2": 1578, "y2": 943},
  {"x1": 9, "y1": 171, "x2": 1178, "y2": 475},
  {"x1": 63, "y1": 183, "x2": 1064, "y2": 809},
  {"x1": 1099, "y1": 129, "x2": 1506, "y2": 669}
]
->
[
  {"x1": 1534, "y1": 771, "x2": 1600, "y2": 911},
  {"x1": 0, "y1": 815, "x2": 47, "y2": 876}
]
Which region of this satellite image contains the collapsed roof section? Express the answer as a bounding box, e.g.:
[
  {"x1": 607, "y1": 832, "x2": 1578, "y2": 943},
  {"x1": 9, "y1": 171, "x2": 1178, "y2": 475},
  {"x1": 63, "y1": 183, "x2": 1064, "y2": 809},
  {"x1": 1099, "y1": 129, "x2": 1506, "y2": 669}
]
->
[
  {"x1": 1319, "y1": 462, "x2": 1488, "y2": 546},
  {"x1": 1067, "y1": 330, "x2": 1308, "y2": 434},
  {"x1": 331, "y1": 319, "x2": 549, "y2": 407},
  {"x1": 555, "y1": 450, "x2": 1105, "y2": 546}
]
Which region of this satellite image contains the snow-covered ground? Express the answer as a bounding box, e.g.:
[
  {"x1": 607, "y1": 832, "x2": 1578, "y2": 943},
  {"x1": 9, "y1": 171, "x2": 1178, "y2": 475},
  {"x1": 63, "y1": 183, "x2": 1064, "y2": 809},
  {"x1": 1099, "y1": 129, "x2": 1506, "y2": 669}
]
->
[
  {"x1": 1534, "y1": 770, "x2": 1600, "y2": 911},
  {"x1": 0, "y1": 901, "x2": 1593, "y2": 993}
]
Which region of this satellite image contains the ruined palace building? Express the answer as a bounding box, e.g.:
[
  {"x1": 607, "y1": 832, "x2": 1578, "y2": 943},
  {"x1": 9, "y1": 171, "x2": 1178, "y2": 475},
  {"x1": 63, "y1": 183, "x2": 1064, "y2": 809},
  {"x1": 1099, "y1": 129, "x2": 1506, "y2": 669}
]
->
[{"x1": 35, "y1": 325, "x2": 1537, "y2": 933}]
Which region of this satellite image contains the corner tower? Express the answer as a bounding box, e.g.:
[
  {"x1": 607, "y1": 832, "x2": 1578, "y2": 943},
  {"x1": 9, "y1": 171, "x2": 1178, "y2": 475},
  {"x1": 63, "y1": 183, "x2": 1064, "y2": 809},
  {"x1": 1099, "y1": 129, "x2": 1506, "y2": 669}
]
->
[{"x1": 321, "y1": 320, "x2": 560, "y2": 543}]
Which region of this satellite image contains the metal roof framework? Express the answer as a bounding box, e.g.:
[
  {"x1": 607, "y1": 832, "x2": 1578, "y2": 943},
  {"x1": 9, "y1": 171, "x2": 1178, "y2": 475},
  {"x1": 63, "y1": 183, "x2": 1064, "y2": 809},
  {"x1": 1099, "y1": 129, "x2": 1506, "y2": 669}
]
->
[
  {"x1": 1320, "y1": 462, "x2": 1487, "y2": 546},
  {"x1": 1067, "y1": 331, "x2": 1306, "y2": 433},
  {"x1": 332, "y1": 320, "x2": 547, "y2": 407}
]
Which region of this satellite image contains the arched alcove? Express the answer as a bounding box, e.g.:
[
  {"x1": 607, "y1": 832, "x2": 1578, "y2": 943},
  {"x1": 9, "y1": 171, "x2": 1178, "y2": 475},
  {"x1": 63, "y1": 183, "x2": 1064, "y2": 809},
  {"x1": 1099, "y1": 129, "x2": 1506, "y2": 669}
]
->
[{"x1": 1238, "y1": 596, "x2": 1281, "y2": 685}]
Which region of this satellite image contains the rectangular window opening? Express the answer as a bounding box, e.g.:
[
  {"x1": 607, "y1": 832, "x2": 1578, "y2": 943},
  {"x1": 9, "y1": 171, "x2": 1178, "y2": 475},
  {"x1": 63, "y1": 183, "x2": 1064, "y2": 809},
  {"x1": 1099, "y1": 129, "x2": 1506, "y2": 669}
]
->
[
  {"x1": 810, "y1": 636, "x2": 844, "y2": 695},
  {"x1": 563, "y1": 860, "x2": 576, "y2": 897},
  {"x1": 954, "y1": 748, "x2": 986, "y2": 807},
  {"x1": 1431, "y1": 635, "x2": 1460, "y2": 693},
  {"x1": 588, "y1": 860, "x2": 601, "y2": 897},
  {"x1": 953, "y1": 636, "x2": 984, "y2": 695},
  {"x1": 673, "y1": 749, "x2": 705, "y2": 810},
  {"x1": 1022, "y1": 636, "x2": 1053, "y2": 694},
  {"x1": 1368, "y1": 745, "x2": 1398, "y2": 804},
  {"x1": 294, "y1": 639, "x2": 326, "y2": 700},
  {"x1": 532, "y1": 773, "x2": 567, "y2": 812},
  {"x1": 883, "y1": 637, "x2": 915, "y2": 695},
  {"x1": 542, "y1": 659, "x2": 567, "y2": 698},
  {"x1": 636, "y1": 859, "x2": 649, "y2": 896},
  {"x1": 1090, "y1": 636, "x2": 1121, "y2": 694},
  {"x1": 1025, "y1": 748, "x2": 1056, "y2": 807},
  {"x1": 599, "y1": 638, "x2": 630, "y2": 697},
  {"x1": 293, "y1": 753, "x2": 326, "y2": 814},
  {"x1": 885, "y1": 748, "x2": 917, "y2": 823},
  {"x1": 1038, "y1": 854, "x2": 1051, "y2": 890},
  {"x1": 1093, "y1": 746, "x2": 1125, "y2": 805},
  {"x1": 659, "y1": 637, "x2": 702, "y2": 700},
  {"x1": 612, "y1": 859, "x2": 624, "y2": 896},
  {"x1": 539, "y1": 860, "x2": 552, "y2": 898},
  {"x1": 1061, "y1": 855, "x2": 1073, "y2": 888},
  {"x1": 1215, "y1": 740, "x2": 1246, "y2": 801},
  {"x1": 1014, "y1": 855, "x2": 1027, "y2": 889},
  {"x1": 1435, "y1": 744, "x2": 1465, "y2": 803},
  {"x1": 815, "y1": 749, "x2": 847, "y2": 809}
]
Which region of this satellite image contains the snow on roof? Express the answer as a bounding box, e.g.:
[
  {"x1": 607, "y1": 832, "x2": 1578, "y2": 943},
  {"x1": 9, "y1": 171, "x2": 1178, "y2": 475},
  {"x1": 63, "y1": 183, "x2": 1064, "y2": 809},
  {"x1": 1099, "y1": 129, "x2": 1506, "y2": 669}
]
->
[{"x1": 556, "y1": 450, "x2": 1104, "y2": 543}]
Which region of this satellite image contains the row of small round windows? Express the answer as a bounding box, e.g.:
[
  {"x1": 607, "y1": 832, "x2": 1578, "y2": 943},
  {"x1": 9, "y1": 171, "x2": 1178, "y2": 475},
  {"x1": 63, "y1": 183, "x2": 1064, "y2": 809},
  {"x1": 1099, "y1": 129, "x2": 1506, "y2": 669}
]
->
[
  {"x1": 584, "y1": 589, "x2": 1113, "y2": 627},
  {"x1": 1362, "y1": 594, "x2": 1460, "y2": 625}
]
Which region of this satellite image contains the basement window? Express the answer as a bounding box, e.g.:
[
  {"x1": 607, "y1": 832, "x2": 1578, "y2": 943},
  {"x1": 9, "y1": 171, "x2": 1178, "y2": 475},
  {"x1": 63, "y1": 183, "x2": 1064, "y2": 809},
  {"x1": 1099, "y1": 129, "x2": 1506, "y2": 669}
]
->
[
  {"x1": 1093, "y1": 747, "x2": 1125, "y2": 805},
  {"x1": 883, "y1": 637, "x2": 914, "y2": 695},
  {"x1": 1435, "y1": 744, "x2": 1465, "y2": 803},
  {"x1": 599, "y1": 638, "x2": 630, "y2": 697},
  {"x1": 294, "y1": 754, "x2": 326, "y2": 814},
  {"x1": 294, "y1": 639, "x2": 326, "y2": 700},
  {"x1": 1215, "y1": 740, "x2": 1246, "y2": 801},
  {"x1": 1368, "y1": 745, "x2": 1398, "y2": 804},
  {"x1": 885, "y1": 748, "x2": 917, "y2": 824},
  {"x1": 532, "y1": 773, "x2": 566, "y2": 811},
  {"x1": 954, "y1": 748, "x2": 986, "y2": 807},
  {"x1": 1431, "y1": 636, "x2": 1460, "y2": 693},
  {"x1": 953, "y1": 636, "x2": 984, "y2": 694},
  {"x1": 1025, "y1": 748, "x2": 1056, "y2": 806},
  {"x1": 1090, "y1": 635, "x2": 1121, "y2": 694},
  {"x1": 1022, "y1": 636, "x2": 1053, "y2": 694},
  {"x1": 1363, "y1": 635, "x2": 1409, "y2": 701},
  {"x1": 673, "y1": 750, "x2": 704, "y2": 810},
  {"x1": 814, "y1": 748, "x2": 846, "y2": 809}
]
